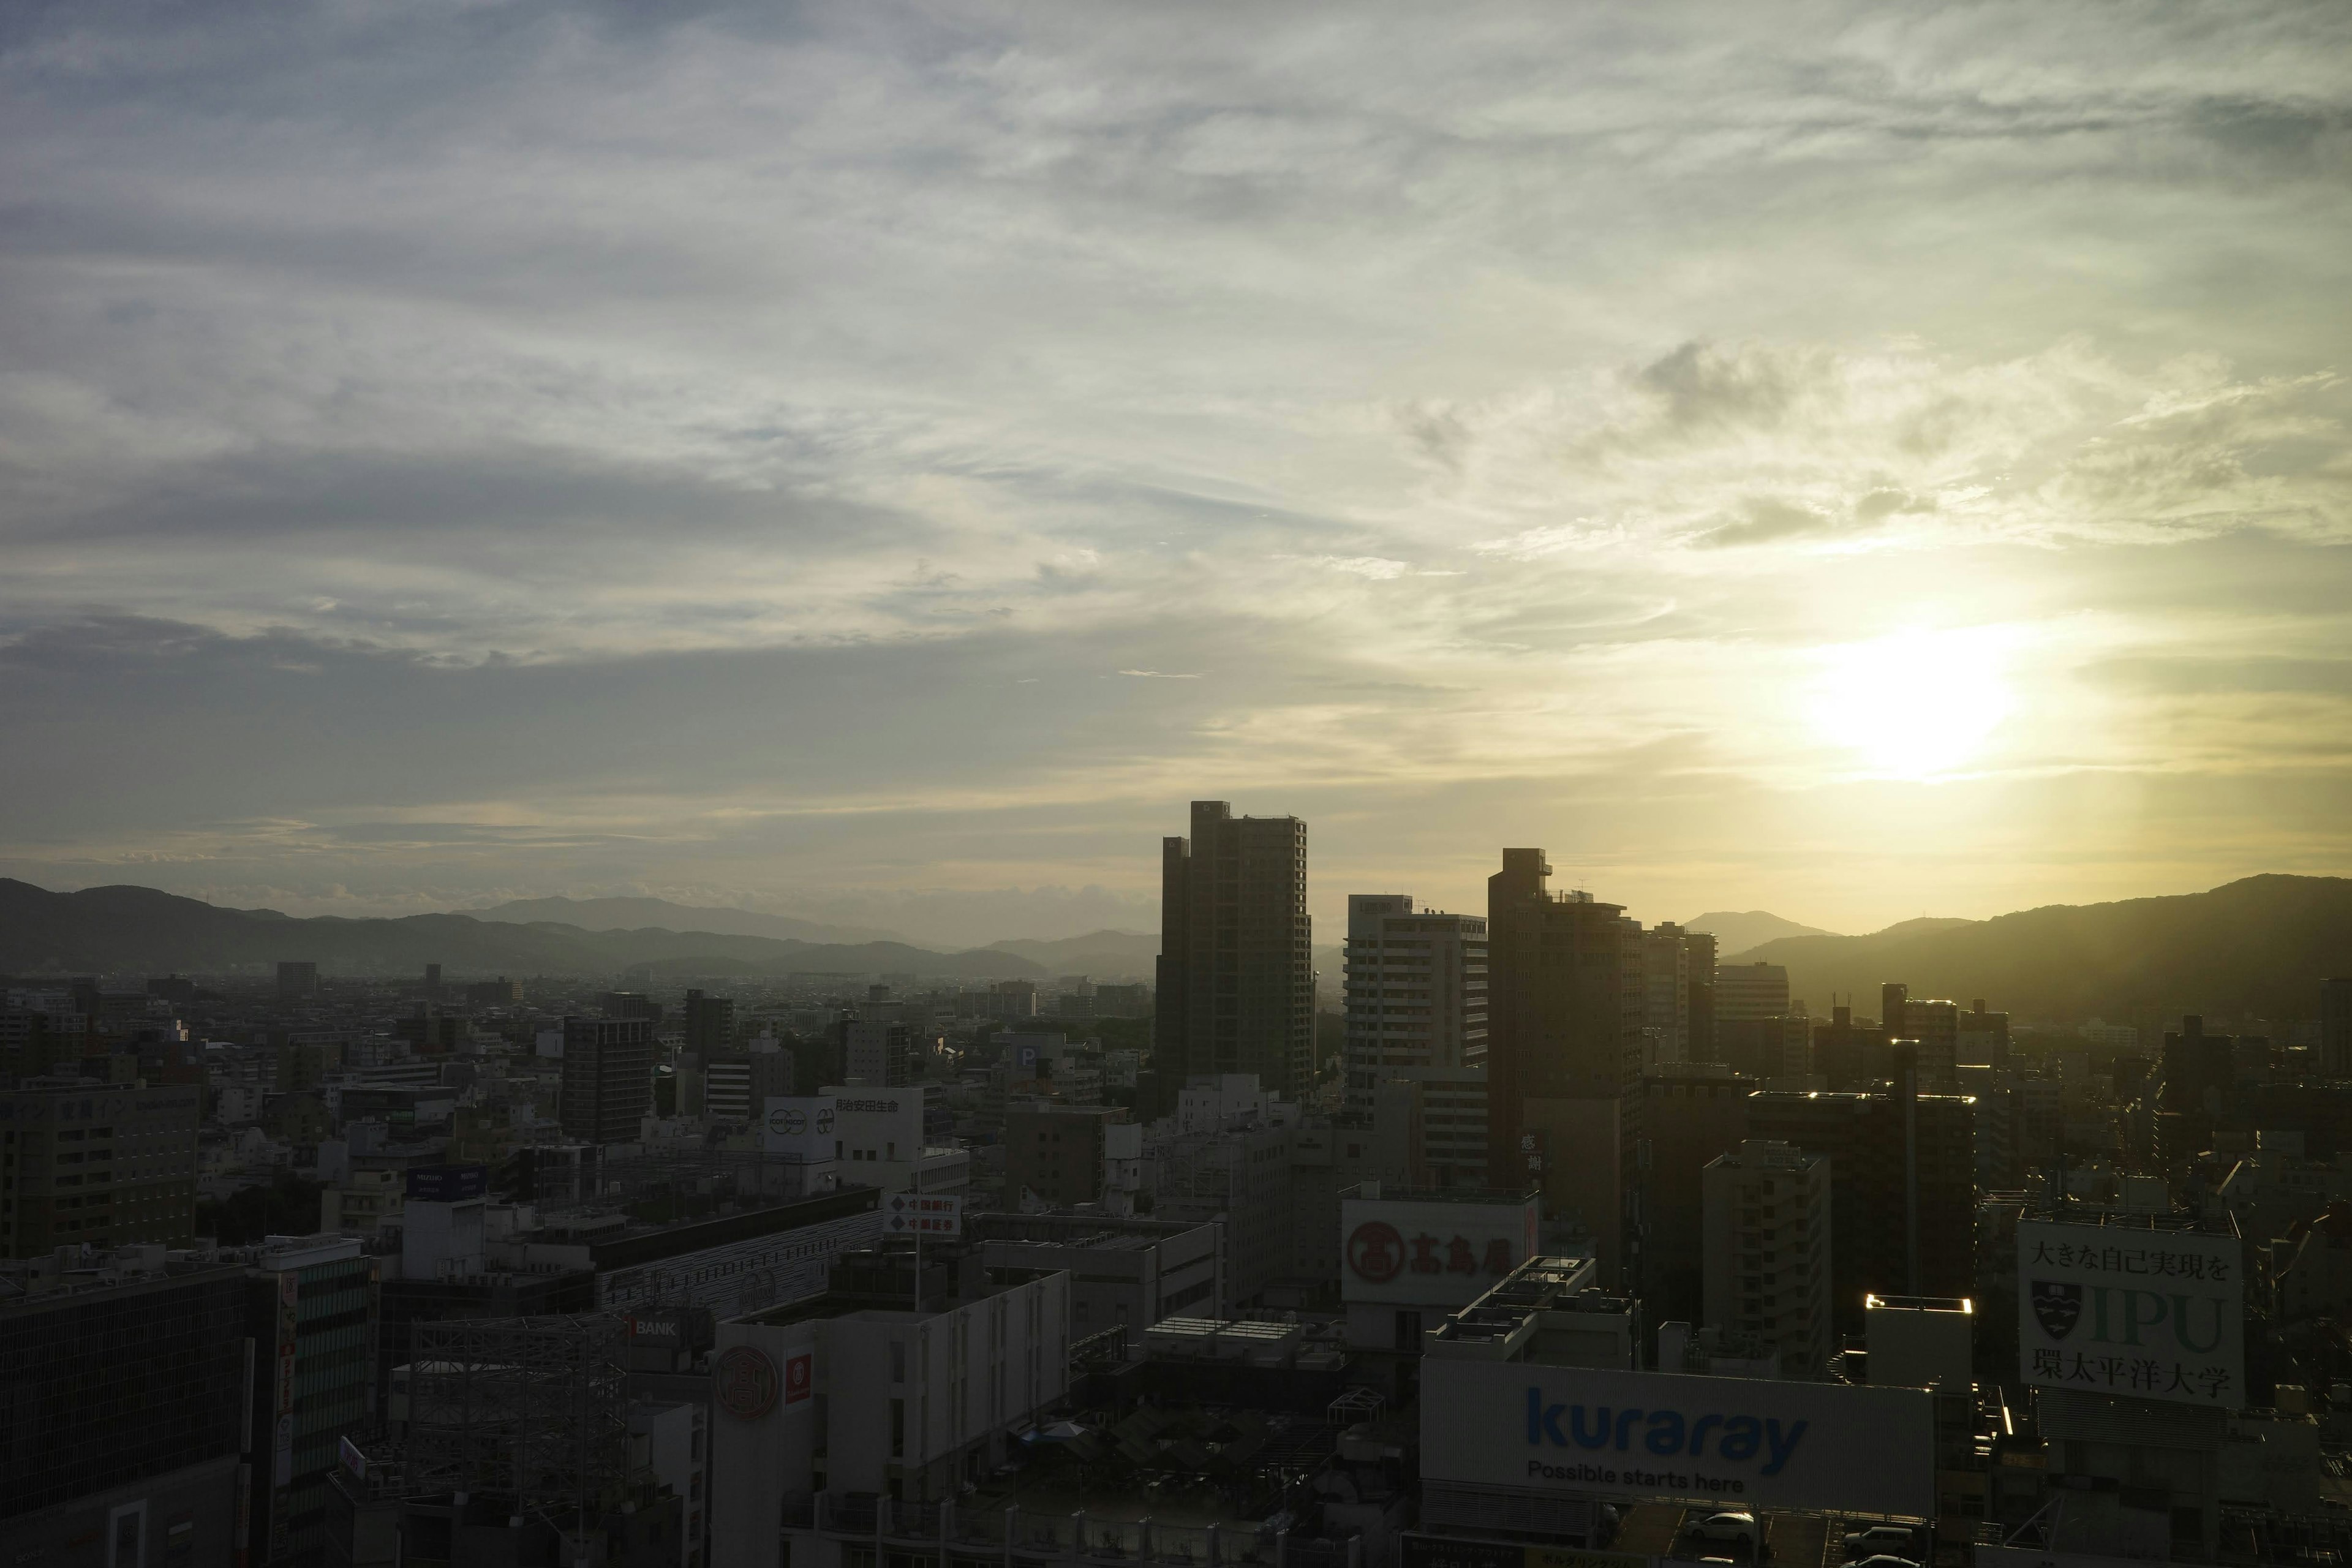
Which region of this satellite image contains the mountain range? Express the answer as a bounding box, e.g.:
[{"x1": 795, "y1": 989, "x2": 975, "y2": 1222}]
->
[
  {"x1": 1730, "y1": 875, "x2": 2352, "y2": 1027},
  {"x1": 1683, "y1": 910, "x2": 1839, "y2": 954},
  {"x1": 979, "y1": 930, "x2": 1159, "y2": 980},
  {"x1": 0, "y1": 880, "x2": 1046, "y2": 980},
  {"x1": 467, "y1": 895, "x2": 902, "y2": 947}
]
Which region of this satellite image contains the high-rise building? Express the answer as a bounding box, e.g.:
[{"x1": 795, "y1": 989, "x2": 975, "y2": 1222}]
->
[
  {"x1": 1484, "y1": 850, "x2": 1644, "y2": 1281},
  {"x1": 1684, "y1": 930, "x2": 1719, "y2": 1063},
  {"x1": 1714, "y1": 962, "x2": 1790, "y2": 1022},
  {"x1": 1813, "y1": 1001, "x2": 1891, "y2": 1089},
  {"x1": 844, "y1": 1019, "x2": 912, "y2": 1087},
  {"x1": 1959, "y1": 998, "x2": 2010, "y2": 1072},
  {"x1": 0, "y1": 1254, "x2": 249, "y2": 1564},
  {"x1": 1154, "y1": 801, "x2": 1313, "y2": 1099},
  {"x1": 1746, "y1": 1052, "x2": 1975, "y2": 1336},
  {"x1": 683, "y1": 989, "x2": 737, "y2": 1057},
  {"x1": 2323, "y1": 978, "x2": 2352, "y2": 1079},
  {"x1": 243, "y1": 1235, "x2": 379, "y2": 1567},
  {"x1": 1640, "y1": 923, "x2": 1694, "y2": 1069},
  {"x1": 0, "y1": 1082, "x2": 201, "y2": 1258},
  {"x1": 1701, "y1": 1139, "x2": 1834, "y2": 1378},
  {"x1": 1340, "y1": 894, "x2": 1488, "y2": 1118},
  {"x1": 560, "y1": 1016, "x2": 655, "y2": 1145},
  {"x1": 1887, "y1": 989, "x2": 1961, "y2": 1089},
  {"x1": 1639, "y1": 1063, "x2": 1756, "y2": 1326}
]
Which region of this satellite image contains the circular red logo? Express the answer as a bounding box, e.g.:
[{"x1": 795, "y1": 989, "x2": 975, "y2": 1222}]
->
[
  {"x1": 1347, "y1": 1221, "x2": 1405, "y2": 1283},
  {"x1": 715, "y1": 1346, "x2": 780, "y2": 1419}
]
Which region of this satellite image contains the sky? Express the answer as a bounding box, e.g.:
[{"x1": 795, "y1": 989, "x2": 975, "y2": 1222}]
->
[{"x1": 2, "y1": 1, "x2": 2349, "y2": 950}]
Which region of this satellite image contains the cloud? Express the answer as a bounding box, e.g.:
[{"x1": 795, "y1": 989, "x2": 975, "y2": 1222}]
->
[{"x1": 1, "y1": 1, "x2": 2350, "y2": 930}]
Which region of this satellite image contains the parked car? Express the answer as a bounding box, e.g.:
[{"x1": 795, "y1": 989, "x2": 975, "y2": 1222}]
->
[
  {"x1": 1844, "y1": 1525, "x2": 1921, "y2": 1559},
  {"x1": 1690, "y1": 1512, "x2": 1759, "y2": 1545}
]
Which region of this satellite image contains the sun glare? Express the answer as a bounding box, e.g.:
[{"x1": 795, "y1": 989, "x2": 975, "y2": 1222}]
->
[{"x1": 1807, "y1": 628, "x2": 2012, "y2": 778}]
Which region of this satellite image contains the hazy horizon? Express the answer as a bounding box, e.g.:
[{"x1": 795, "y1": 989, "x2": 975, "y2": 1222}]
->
[{"x1": 4, "y1": 4, "x2": 2348, "y2": 943}]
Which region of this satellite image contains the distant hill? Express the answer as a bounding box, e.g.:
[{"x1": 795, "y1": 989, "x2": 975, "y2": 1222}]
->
[
  {"x1": 0, "y1": 880, "x2": 1043, "y2": 981},
  {"x1": 1733, "y1": 875, "x2": 2352, "y2": 1025},
  {"x1": 985, "y1": 930, "x2": 1158, "y2": 979},
  {"x1": 1686, "y1": 910, "x2": 1838, "y2": 955},
  {"x1": 468, "y1": 895, "x2": 900, "y2": 946}
]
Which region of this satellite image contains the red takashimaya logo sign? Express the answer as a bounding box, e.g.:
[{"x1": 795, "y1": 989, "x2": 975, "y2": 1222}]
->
[
  {"x1": 715, "y1": 1346, "x2": 779, "y2": 1419},
  {"x1": 1348, "y1": 1221, "x2": 1406, "y2": 1283}
]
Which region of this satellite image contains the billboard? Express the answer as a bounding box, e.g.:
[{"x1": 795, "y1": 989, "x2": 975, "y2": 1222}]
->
[
  {"x1": 886, "y1": 1191, "x2": 963, "y2": 1237},
  {"x1": 2016, "y1": 1219, "x2": 2245, "y2": 1409},
  {"x1": 405, "y1": 1163, "x2": 488, "y2": 1202},
  {"x1": 1420, "y1": 1359, "x2": 1936, "y2": 1519},
  {"x1": 761, "y1": 1096, "x2": 837, "y2": 1160},
  {"x1": 1341, "y1": 1193, "x2": 1539, "y2": 1307}
]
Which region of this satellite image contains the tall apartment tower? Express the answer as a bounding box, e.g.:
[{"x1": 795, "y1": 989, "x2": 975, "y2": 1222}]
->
[
  {"x1": 560, "y1": 1016, "x2": 655, "y2": 1145},
  {"x1": 2321, "y1": 978, "x2": 2352, "y2": 1079},
  {"x1": 1485, "y1": 850, "x2": 1645, "y2": 1278},
  {"x1": 1341, "y1": 894, "x2": 1488, "y2": 1116},
  {"x1": 1641, "y1": 922, "x2": 1694, "y2": 1069},
  {"x1": 1154, "y1": 801, "x2": 1314, "y2": 1100},
  {"x1": 1746, "y1": 1050, "x2": 1975, "y2": 1336},
  {"x1": 1684, "y1": 929, "x2": 1719, "y2": 1063},
  {"x1": 1702, "y1": 1139, "x2": 1834, "y2": 1378},
  {"x1": 683, "y1": 989, "x2": 736, "y2": 1057}
]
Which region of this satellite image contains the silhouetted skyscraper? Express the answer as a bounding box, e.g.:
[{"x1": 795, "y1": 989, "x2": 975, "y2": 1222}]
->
[
  {"x1": 1154, "y1": 801, "x2": 1313, "y2": 1099},
  {"x1": 1484, "y1": 850, "x2": 1644, "y2": 1279},
  {"x1": 2324, "y1": 979, "x2": 2352, "y2": 1079},
  {"x1": 560, "y1": 1016, "x2": 654, "y2": 1145}
]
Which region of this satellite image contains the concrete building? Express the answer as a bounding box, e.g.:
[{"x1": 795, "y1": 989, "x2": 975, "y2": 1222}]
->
[
  {"x1": 827, "y1": 1084, "x2": 968, "y2": 1196},
  {"x1": 1891, "y1": 989, "x2": 1961, "y2": 1090},
  {"x1": 1747, "y1": 1060, "x2": 1975, "y2": 1335},
  {"x1": 844, "y1": 1019, "x2": 912, "y2": 1087},
  {"x1": 684, "y1": 989, "x2": 737, "y2": 1058},
  {"x1": 244, "y1": 1234, "x2": 380, "y2": 1566},
  {"x1": 1701, "y1": 1139, "x2": 1833, "y2": 1378},
  {"x1": 1370, "y1": 1067, "x2": 1489, "y2": 1189},
  {"x1": 1715, "y1": 962, "x2": 1791, "y2": 1023},
  {"x1": 1003, "y1": 1103, "x2": 1120, "y2": 1208},
  {"x1": 1155, "y1": 800, "x2": 1314, "y2": 1100},
  {"x1": 968, "y1": 1209, "x2": 1223, "y2": 1329},
  {"x1": 1483, "y1": 851, "x2": 1643, "y2": 1281},
  {"x1": 0, "y1": 1251, "x2": 249, "y2": 1567},
  {"x1": 0, "y1": 1081, "x2": 201, "y2": 1257},
  {"x1": 1638, "y1": 1063, "x2": 1757, "y2": 1327},
  {"x1": 693, "y1": 1042, "x2": 796, "y2": 1125},
  {"x1": 708, "y1": 1244, "x2": 1071, "y2": 1568},
  {"x1": 1640, "y1": 922, "x2": 1694, "y2": 1068},
  {"x1": 561, "y1": 1016, "x2": 656, "y2": 1145},
  {"x1": 2324, "y1": 977, "x2": 2352, "y2": 1079},
  {"x1": 1340, "y1": 894, "x2": 1488, "y2": 1118}
]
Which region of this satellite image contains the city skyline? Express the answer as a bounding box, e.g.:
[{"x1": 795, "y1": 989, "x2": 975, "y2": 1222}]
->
[{"x1": 4, "y1": 4, "x2": 2350, "y2": 943}]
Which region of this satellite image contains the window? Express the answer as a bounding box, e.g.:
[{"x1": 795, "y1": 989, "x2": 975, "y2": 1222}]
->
[
  {"x1": 891, "y1": 1341, "x2": 906, "y2": 1382},
  {"x1": 889, "y1": 1398, "x2": 905, "y2": 1458}
]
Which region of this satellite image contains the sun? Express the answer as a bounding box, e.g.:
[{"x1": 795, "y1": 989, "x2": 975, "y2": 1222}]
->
[{"x1": 1807, "y1": 628, "x2": 2012, "y2": 778}]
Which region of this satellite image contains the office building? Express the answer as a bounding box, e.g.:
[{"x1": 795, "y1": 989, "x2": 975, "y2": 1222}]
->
[
  {"x1": 709, "y1": 1243, "x2": 1071, "y2": 1568},
  {"x1": 1484, "y1": 851, "x2": 1643, "y2": 1280},
  {"x1": 1341, "y1": 894, "x2": 1488, "y2": 1118},
  {"x1": 1747, "y1": 1057, "x2": 1975, "y2": 1335},
  {"x1": 1958, "y1": 998, "x2": 2010, "y2": 1072},
  {"x1": 244, "y1": 1234, "x2": 379, "y2": 1567},
  {"x1": 1639, "y1": 1063, "x2": 1757, "y2": 1327},
  {"x1": 1701, "y1": 1139, "x2": 1834, "y2": 1378},
  {"x1": 693, "y1": 1042, "x2": 796, "y2": 1125},
  {"x1": 982, "y1": 979, "x2": 1038, "y2": 1020},
  {"x1": 1370, "y1": 1066, "x2": 1490, "y2": 1189},
  {"x1": 1003, "y1": 1103, "x2": 1121, "y2": 1207},
  {"x1": 967, "y1": 1210, "x2": 1224, "y2": 1330},
  {"x1": 845, "y1": 1019, "x2": 912, "y2": 1087},
  {"x1": 1155, "y1": 800, "x2": 1314, "y2": 1099},
  {"x1": 1887, "y1": 987, "x2": 1960, "y2": 1089},
  {"x1": 0, "y1": 1253, "x2": 249, "y2": 1565},
  {"x1": 684, "y1": 989, "x2": 737, "y2": 1057},
  {"x1": 1716, "y1": 962, "x2": 1790, "y2": 1022},
  {"x1": 2324, "y1": 978, "x2": 2352, "y2": 1079},
  {"x1": 0, "y1": 1082, "x2": 201, "y2": 1257},
  {"x1": 560, "y1": 1016, "x2": 656, "y2": 1144}
]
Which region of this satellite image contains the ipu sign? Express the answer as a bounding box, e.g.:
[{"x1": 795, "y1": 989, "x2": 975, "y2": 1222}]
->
[
  {"x1": 2015, "y1": 1218, "x2": 2245, "y2": 1409},
  {"x1": 1420, "y1": 1360, "x2": 1935, "y2": 1520}
]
